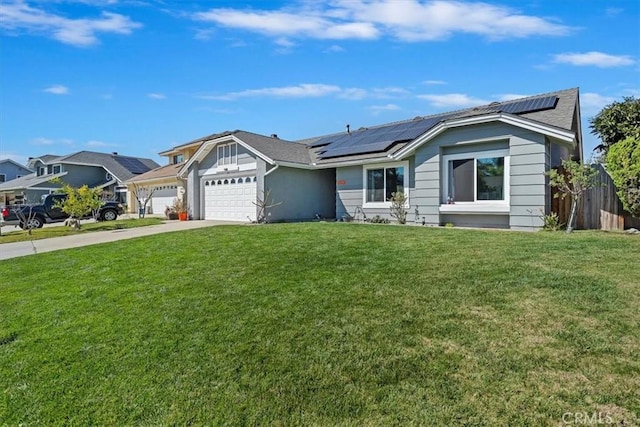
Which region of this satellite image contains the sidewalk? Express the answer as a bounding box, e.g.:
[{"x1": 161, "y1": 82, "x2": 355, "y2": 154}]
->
[{"x1": 0, "y1": 220, "x2": 234, "y2": 261}]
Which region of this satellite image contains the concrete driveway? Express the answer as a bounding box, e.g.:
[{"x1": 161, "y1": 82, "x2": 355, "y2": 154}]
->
[{"x1": 0, "y1": 220, "x2": 238, "y2": 260}]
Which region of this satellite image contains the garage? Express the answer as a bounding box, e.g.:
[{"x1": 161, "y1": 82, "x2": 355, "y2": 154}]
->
[
  {"x1": 203, "y1": 176, "x2": 256, "y2": 221},
  {"x1": 148, "y1": 186, "x2": 179, "y2": 215}
]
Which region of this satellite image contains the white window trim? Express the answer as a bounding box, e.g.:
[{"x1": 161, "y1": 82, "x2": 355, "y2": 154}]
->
[
  {"x1": 440, "y1": 149, "x2": 510, "y2": 214},
  {"x1": 362, "y1": 161, "x2": 409, "y2": 208},
  {"x1": 216, "y1": 143, "x2": 239, "y2": 171}
]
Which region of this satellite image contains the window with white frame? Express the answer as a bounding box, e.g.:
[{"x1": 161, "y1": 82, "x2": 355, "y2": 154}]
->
[
  {"x1": 172, "y1": 154, "x2": 184, "y2": 164},
  {"x1": 363, "y1": 162, "x2": 408, "y2": 206},
  {"x1": 217, "y1": 143, "x2": 237, "y2": 167},
  {"x1": 38, "y1": 166, "x2": 46, "y2": 176},
  {"x1": 52, "y1": 164, "x2": 61, "y2": 174},
  {"x1": 0, "y1": 174, "x2": 5, "y2": 182},
  {"x1": 442, "y1": 150, "x2": 509, "y2": 204}
]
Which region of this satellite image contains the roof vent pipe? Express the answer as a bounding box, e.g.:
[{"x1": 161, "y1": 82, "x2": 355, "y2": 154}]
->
[
  {"x1": 270, "y1": 134, "x2": 278, "y2": 139},
  {"x1": 112, "y1": 152, "x2": 118, "y2": 156},
  {"x1": 346, "y1": 124, "x2": 350, "y2": 134}
]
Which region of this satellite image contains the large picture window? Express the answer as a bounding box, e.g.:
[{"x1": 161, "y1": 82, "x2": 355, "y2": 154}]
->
[
  {"x1": 217, "y1": 143, "x2": 237, "y2": 167},
  {"x1": 443, "y1": 150, "x2": 509, "y2": 205},
  {"x1": 363, "y1": 162, "x2": 408, "y2": 206}
]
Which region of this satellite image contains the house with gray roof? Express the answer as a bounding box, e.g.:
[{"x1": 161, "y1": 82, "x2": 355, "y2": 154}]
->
[
  {"x1": 171, "y1": 88, "x2": 581, "y2": 230},
  {"x1": 0, "y1": 159, "x2": 33, "y2": 185},
  {"x1": 0, "y1": 151, "x2": 159, "y2": 206}
]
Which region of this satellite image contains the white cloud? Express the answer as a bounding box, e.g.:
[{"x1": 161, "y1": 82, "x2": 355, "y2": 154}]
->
[
  {"x1": 86, "y1": 140, "x2": 118, "y2": 147},
  {"x1": 44, "y1": 84, "x2": 69, "y2": 95},
  {"x1": 605, "y1": 7, "x2": 623, "y2": 17},
  {"x1": 418, "y1": 93, "x2": 490, "y2": 108},
  {"x1": 325, "y1": 44, "x2": 344, "y2": 53},
  {"x1": 337, "y1": 87, "x2": 369, "y2": 100},
  {"x1": 200, "y1": 83, "x2": 342, "y2": 100},
  {"x1": 497, "y1": 93, "x2": 528, "y2": 101},
  {"x1": 553, "y1": 51, "x2": 635, "y2": 68},
  {"x1": 0, "y1": 1, "x2": 142, "y2": 47},
  {"x1": 194, "y1": 8, "x2": 378, "y2": 41},
  {"x1": 423, "y1": 80, "x2": 446, "y2": 85},
  {"x1": 193, "y1": 1, "x2": 571, "y2": 43},
  {"x1": 0, "y1": 152, "x2": 30, "y2": 166},
  {"x1": 368, "y1": 103, "x2": 401, "y2": 114},
  {"x1": 581, "y1": 92, "x2": 616, "y2": 116},
  {"x1": 147, "y1": 93, "x2": 166, "y2": 100},
  {"x1": 30, "y1": 137, "x2": 74, "y2": 146}
]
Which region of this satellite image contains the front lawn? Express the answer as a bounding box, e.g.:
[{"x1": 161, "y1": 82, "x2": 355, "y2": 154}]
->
[
  {"x1": 1, "y1": 224, "x2": 638, "y2": 425},
  {"x1": 0, "y1": 217, "x2": 164, "y2": 243}
]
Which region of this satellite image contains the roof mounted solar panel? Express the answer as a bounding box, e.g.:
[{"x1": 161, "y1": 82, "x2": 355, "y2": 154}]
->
[
  {"x1": 320, "y1": 140, "x2": 396, "y2": 159},
  {"x1": 500, "y1": 95, "x2": 557, "y2": 114},
  {"x1": 114, "y1": 156, "x2": 152, "y2": 174}
]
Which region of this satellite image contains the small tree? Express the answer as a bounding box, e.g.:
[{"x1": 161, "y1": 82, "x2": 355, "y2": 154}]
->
[
  {"x1": 252, "y1": 189, "x2": 282, "y2": 223},
  {"x1": 605, "y1": 137, "x2": 640, "y2": 217},
  {"x1": 389, "y1": 192, "x2": 408, "y2": 224},
  {"x1": 55, "y1": 183, "x2": 104, "y2": 229},
  {"x1": 547, "y1": 160, "x2": 600, "y2": 233},
  {"x1": 10, "y1": 197, "x2": 39, "y2": 235},
  {"x1": 131, "y1": 183, "x2": 157, "y2": 218}
]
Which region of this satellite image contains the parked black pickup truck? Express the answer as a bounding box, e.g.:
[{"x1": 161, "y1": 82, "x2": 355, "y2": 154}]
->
[{"x1": 1, "y1": 194, "x2": 124, "y2": 229}]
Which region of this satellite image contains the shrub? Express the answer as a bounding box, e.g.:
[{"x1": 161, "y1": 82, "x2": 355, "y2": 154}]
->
[
  {"x1": 541, "y1": 212, "x2": 565, "y2": 231},
  {"x1": 389, "y1": 192, "x2": 408, "y2": 224},
  {"x1": 368, "y1": 215, "x2": 390, "y2": 224}
]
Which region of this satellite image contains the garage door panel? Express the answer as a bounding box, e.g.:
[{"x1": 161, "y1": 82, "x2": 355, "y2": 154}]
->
[{"x1": 203, "y1": 176, "x2": 256, "y2": 222}]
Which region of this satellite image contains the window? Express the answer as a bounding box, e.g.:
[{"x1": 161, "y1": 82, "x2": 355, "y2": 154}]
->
[
  {"x1": 363, "y1": 162, "x2": 409, "y2": 206},
  {"x1": 217, "y1": 143, "x2": 237, "y2": 167},
  {"x1": 172, "y1": 154, "x2": 184, "y2": 164},
  {"x1": 38, "y1": 167, "x2": 46, "y2": 176},
  {"x1": 52, "y1": 165, "x2": 61, "y2": 174},
  {"x1": 442, "y1": 150, "x2": 509, "y2": 206},
  {"x1": 0, "y1": 174, "x2": 5, "y2": 182}
]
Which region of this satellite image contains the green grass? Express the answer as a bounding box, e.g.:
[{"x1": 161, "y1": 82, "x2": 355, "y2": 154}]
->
[
  {"x1": 1, "y1": 223, "x2": 639, "y2": 425},
  {"x1": 0, "y1": 217, "x2": 164, "y2": 243}
]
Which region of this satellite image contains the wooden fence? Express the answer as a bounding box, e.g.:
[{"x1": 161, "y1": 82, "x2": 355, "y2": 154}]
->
[{"x1": 552, "y1": 164, "x2": 640, "y2": 231}]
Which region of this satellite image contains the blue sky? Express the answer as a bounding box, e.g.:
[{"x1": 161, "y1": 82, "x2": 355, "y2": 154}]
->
[{"x1": 1, "y1": 0, "x2": 638, "y2": 166}]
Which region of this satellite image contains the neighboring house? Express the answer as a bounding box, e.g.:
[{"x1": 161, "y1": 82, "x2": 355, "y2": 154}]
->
[
  {"x1": 0, "y1": 151, "x2": 159, "y2": 206},
  {"x1": 124, "y1": 135, "x2": 206, "y2": 214},
  {"x1": 0, "y1": 159, "x2": 33, "y2": 186},
  {"x1": 165, "y1": 88, "x2": 583, "y2": 230}
]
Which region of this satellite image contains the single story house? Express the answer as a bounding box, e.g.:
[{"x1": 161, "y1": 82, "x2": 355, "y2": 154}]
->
[
  {"x1": 167, "y1": 88, "x2": 581, "y2": 230},
  {"x1": 0, "y1": 151, "x2": 159, "y2": 206}
]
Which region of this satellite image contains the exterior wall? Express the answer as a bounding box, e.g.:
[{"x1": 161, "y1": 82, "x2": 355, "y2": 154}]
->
[
  {"x1": 187, "y1": 161, "x2": 200, "y2": 219},
  {"x1": 57, "y1": 164, "x2": 107, "y2": 187},
  {"x1": 508, "y1": 132, "x2": 547, "y2": 230},
  {"x1": 333, "y1": 121, "x2": 552, "y2": 230},
  {"x1": 265, "y1": 166, "x2": 335, "y2": 221},
  {"x1": 441, "y1": 214, "x2": 509, "y2": 229},
  {"x1": 0, "y1": 162, "x2": 31, "y2": 182},
  {"x1": 336, "y1": 160, "x2": 416, "y2": 222}
]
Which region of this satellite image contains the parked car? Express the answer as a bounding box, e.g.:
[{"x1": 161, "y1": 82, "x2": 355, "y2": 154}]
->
[{"x1": 1, "y1": 194, "x2": 124, "y2": 229}]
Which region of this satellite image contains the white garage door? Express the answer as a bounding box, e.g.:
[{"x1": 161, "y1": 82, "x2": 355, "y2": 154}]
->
[
  {"x1": 150, "y1": 196, "x2": 175, "y2": 215},
  {"x1": 204, "y1": 176, "x2": 256, "y2": 222}
]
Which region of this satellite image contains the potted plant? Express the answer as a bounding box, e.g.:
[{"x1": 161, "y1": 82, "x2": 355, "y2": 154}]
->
[{"x1": 171, "y1": 198, "x2": 189, "y2": 221}]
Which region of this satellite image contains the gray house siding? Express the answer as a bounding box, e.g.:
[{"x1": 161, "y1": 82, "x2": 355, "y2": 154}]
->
[
  {"x1": 336, "y1": 159, "x2": 416, "y2": 222},
  {"x1": 407, "y1": 121, "x2": 552, "y2": 230},
  {"x1": 0, "y1": 162, "x2": 31, "y2": 182},
  {"x1": 265, "y1": 166, "x2": 335, "y2": 221},
  {"x1": 61, "y1": 164, "x2": 109, "y2": 187}
]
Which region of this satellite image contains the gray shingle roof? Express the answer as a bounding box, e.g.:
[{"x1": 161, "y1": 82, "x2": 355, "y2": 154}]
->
[
  {"x1": 56, "y1": 151, "x2": 160, "y2": 182},
  {"x1": 233, "y1": 131, "x2": 311, "y2": 165}
]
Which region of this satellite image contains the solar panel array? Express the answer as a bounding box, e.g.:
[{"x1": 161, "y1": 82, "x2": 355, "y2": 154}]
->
[
  {"x1": 114, "y1": 156, "x2": 152, "y2": 174},
  {"x1": 316, "y1": 96, "x2": 558, "y2": 159},
  {"x1": 500, "y1": 95, "x2": 557, "y2": 114},
  {"x1": 317, "y1": 116, "x2": 447, "y2": 159}
]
